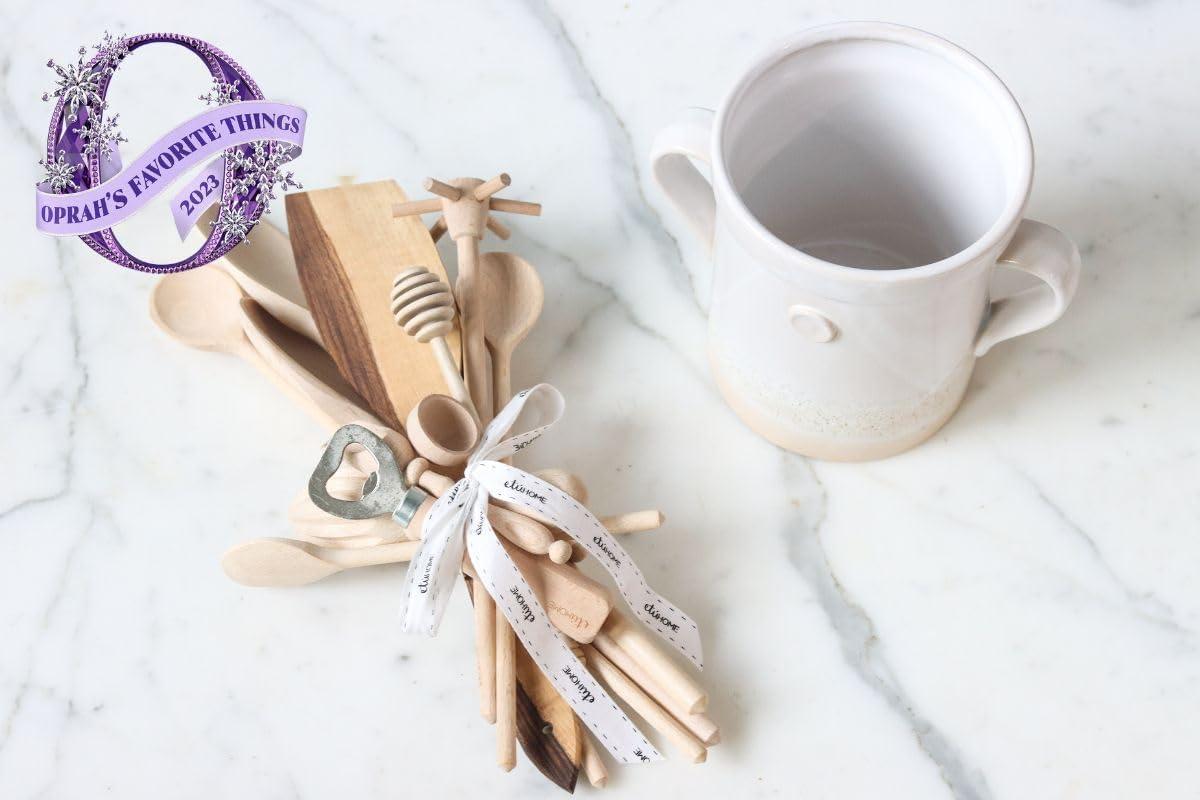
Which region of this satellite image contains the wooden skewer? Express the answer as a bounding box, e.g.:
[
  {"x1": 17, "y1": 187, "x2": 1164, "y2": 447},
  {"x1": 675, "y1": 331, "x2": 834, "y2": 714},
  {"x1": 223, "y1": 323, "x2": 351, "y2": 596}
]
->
[
  {"x1": 581, "y1": 734, "x2": 608, "y2": 788},
  {"x1": 474, "y1": 578, "x2": 498, "y2": 723},
  {"x1": 488, "y1": 197, "x2": 542, "y2": 216},
  {"x1": 391, "y1": 198, "x2": 442, "y2": 217},
  {"x1": 485, "y1": 217, "x2": 512, "y2": 240},
  {"x1": 474, "y1": 172, "x2": 511, "y2": 201},
  {"x1": 602, "y1": 611, "x2": 708, "y2": 714},
  {"x1": 600, "y1": 510, "x2": 665, "y2": 535},
  {"x1": 496, "y1": 610, "x2": 518, "y2": 771},
  {"x1": 582, "y1": 645, "x2": 707, "y2": 764},
  {"x1": 593, "y1": 631, "x2": 718, "y2": 745},
  {"x1": 428, "y1": 216, "x2": 447, "y2": 242},
  {"x1": 424, "y1": 177, "x2": 462, "y2": 200}
]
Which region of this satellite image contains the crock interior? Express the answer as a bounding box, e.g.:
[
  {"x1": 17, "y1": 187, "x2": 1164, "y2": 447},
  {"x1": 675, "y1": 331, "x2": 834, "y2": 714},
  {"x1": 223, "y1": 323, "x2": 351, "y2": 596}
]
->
[{"x1": 724, "y1": 37, "x2": 1021, "y2": 269}]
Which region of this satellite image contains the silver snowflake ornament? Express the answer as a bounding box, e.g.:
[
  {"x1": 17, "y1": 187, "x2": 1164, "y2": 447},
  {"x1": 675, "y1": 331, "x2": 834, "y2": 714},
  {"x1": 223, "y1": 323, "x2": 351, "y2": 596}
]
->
[
  {"x1": 38, "y1": 150, "x2": 84, "y2": 193},
  {"x1": 228, "y1": 141, "x2": 302, "y2": 214},
  {"x1": 199, "y1": 77, "x2": 241, "y2": 106},
  {"x1": 73, "y1": 112, "x2": 128, "y2": 162},
  {"x1": 42, "y1": 45, "x2": 104, "y2": 118},
  {"x1": 93, "y1": 31, "x2": 130, "y2": 75},
  {"x1": 211, "y1": 199, "x2": 255, "y2": 246}
]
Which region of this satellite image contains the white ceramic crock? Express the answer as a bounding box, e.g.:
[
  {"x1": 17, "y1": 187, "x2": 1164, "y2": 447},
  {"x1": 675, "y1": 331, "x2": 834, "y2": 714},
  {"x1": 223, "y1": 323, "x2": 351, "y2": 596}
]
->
[{"x1": 651, "y1": 22, "x2": 1081, "y2": 461}]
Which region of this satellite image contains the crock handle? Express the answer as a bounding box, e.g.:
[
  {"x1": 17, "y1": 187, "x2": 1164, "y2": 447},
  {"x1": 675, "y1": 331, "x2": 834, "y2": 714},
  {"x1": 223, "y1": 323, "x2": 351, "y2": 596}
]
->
[
  {"x1": 975, "y1": 219, "x2": 1081, "y2": 356},
  {"x1": 650, "y1": 108, "x2": 716, "y2": 251}
]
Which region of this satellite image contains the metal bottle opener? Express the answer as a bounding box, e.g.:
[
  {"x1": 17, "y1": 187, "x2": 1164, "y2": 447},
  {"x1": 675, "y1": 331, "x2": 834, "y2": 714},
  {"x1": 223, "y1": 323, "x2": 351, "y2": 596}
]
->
[{"x1": 307, "y1": 423, "x2": 428, "y2": 526}]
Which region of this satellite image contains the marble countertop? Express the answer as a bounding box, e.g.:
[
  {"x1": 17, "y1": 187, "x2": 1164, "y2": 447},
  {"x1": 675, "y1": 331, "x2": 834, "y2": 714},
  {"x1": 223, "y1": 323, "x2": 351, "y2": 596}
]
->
[{"x1": 2, "y1": 2, "x2": 1198, "y2": 798}]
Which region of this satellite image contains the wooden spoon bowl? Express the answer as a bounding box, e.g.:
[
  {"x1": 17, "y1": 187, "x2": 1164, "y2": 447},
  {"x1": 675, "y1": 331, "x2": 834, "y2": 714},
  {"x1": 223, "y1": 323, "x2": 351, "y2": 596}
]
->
[
  {"x1": 406, "y1": 394, "x2": 479, "y2": 467},
  {"x1": 149, "y1": 266, "x2": 247, "y2": 353}
]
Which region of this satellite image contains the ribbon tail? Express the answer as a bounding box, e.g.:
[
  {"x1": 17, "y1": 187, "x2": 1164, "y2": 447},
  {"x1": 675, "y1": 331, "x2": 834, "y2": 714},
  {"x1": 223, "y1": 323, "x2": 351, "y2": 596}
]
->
[
  {"x1": 464, "y1": 495, "x2": 663, "y2": 765},
  {"x1": 399, "y1": 480, "x2": 473, "y2": 636}
]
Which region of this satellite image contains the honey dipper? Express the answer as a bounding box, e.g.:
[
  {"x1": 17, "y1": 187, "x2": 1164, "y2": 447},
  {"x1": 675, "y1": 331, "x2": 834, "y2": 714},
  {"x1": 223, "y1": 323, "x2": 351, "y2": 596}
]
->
[{"x1": 390, "y1": 266, "x2": 476, "y2": 419}]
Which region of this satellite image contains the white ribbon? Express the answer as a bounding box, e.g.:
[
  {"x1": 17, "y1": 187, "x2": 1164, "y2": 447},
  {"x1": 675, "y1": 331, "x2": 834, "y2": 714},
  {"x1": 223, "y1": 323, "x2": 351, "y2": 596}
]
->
[{"x1": 399, "y1": 384, "x2": 704, "y2": 764}]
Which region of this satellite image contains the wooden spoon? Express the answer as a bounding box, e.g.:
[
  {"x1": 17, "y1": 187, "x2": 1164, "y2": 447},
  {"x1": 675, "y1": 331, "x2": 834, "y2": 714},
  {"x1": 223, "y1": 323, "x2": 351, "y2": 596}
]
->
[
  {"x1": 197, "y1": 208, "x2": 320, "y2": 344},
  {"x1": 150, "y1": 267, "x2": 313, "y2": 410},
  {"x1": 222, "y1": 538, "x2": 419, "y2": 587},
  {"x1": 150, "y1": 265, "x2": 254, "y2": 355},
  {"x1": 480, "y1": 252, "x2": 545, "y2": 407}
]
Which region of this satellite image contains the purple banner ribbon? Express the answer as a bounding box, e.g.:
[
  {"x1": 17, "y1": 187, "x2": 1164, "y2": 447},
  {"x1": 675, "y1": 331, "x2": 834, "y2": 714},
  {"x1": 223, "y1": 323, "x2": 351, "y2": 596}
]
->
[{"x1": 35, "y1": 100, "x2": 305, "y2": 237}]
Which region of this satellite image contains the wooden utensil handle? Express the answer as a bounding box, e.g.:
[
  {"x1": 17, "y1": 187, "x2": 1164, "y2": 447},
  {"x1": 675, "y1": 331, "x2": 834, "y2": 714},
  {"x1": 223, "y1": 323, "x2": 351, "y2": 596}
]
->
[
  {"x1": 474, "y1": 578, "x2": 498, "y2": 723},
  {"x1": 392, "y1": 198, "x2": 442, "y2": 217},
  {"x1": 456, "y1": 238, "x2": 493, "y2": 423},
  {"x1": 582, "y1": 645, "x2": 707, "y2": 763},
  {"x1": 496, "y1": 614, "x2": 518, "y2": 771},
  {"x1": 592, "y1": 631, "x2": 718, "y2": 744},
  {"x1": 602, "y1": 611, "x2": 708, "y2": 714},
  {"x1": 432, "y1": 336, "x2": 473, "y2": 415},
  {"x1": 580, "y1": 734, "x2": 608, "y2": 787},
  {"x1": 488, "y1": 198, "x2": 542, "y2": 216},
  {"x1": 321, "y1": 540, "x2": 420, "y2": 568},
  {"x1": 599, "y1": 510, "x2": 665, "y2": 535}
]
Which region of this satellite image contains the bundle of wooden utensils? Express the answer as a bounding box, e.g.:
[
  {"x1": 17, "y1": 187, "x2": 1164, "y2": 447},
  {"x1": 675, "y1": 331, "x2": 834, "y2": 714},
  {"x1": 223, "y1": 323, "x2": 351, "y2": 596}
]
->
[{"x1": 150, "y1": 174, "x2": 718, "y2": 792}]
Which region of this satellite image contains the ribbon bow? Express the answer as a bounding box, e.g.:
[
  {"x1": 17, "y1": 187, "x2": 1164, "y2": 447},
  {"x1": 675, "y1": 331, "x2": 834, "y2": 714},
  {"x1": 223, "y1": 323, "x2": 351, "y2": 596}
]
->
[{"x1": 400, "y1": 384, "x2": 703, "y2": 763}]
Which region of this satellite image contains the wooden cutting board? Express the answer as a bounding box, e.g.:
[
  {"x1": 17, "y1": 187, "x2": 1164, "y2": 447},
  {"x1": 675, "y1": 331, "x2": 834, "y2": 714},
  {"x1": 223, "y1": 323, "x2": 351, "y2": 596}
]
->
[{"x1": 285, "y1": 181, "x2": 459, "y2": 429}]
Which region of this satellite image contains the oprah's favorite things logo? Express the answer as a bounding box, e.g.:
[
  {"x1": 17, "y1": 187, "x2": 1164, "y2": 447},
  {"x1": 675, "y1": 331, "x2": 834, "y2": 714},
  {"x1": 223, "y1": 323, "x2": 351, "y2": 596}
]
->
[{"x1": 34, "y1": 32, "x2": 307, "y2": 273}]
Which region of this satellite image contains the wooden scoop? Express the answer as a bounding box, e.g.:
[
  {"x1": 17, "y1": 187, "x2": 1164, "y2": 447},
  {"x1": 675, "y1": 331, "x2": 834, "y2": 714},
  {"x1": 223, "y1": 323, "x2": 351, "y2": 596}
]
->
[{"x1": 405, "y1": 394, "x2": 479, "y2": 467}]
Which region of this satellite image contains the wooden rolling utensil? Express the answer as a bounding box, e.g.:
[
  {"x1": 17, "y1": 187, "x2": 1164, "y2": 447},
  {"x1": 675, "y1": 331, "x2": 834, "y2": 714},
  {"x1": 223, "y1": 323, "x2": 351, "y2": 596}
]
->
[{"x1": 287, "y1": 180, "x2": 460, "y2": 428}]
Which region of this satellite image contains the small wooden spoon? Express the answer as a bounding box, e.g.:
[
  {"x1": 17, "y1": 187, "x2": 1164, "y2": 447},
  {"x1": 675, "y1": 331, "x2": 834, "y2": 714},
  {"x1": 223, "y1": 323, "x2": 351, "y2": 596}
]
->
[
  {"x1": 150, "y1": 266, "x2": 255, "y2": 356},
  {"x1": 480, "y1": 252, "x2": 544, "y2": 406},
  {"x1": 222, "y1": 538, "x2": 419, "y2": 587}
]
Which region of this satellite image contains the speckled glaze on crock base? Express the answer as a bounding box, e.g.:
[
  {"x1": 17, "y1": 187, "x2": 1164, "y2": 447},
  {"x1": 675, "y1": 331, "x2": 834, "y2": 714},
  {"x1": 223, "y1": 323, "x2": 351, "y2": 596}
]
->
[{"x1": 709, "y1": 347, "x2": 974, "y2": 461}]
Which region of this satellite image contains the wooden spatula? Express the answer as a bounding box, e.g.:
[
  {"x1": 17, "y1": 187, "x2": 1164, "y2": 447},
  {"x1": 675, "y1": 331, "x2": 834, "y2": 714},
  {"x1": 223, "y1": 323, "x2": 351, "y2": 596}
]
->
[{"x1": 285, "y1": 180, "x2": 460, "y2": 428}]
